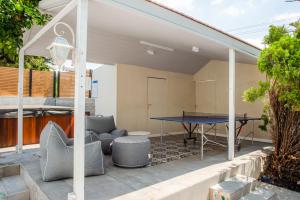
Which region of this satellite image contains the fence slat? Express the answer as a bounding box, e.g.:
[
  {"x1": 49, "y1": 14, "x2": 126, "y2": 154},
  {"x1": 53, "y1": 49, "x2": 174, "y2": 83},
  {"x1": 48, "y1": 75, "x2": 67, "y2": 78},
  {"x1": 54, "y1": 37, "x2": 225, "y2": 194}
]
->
[
  {"x1": 0, "y1": 66, "x2": 29, "y2": 96},
  {"x1": 32, "y1": 70, "x2": 54, "y2": 97}
]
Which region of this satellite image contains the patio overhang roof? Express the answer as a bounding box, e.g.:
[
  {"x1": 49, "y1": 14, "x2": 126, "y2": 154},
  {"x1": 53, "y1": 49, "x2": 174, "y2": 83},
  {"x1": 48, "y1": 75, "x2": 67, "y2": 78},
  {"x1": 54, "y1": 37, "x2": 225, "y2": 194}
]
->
[
  {"x1": 17, "y1": 1, "x2": 261, "y2": 199},
  {"x1": 25, "y1": 0, "x2": 260, "y2": 74}
]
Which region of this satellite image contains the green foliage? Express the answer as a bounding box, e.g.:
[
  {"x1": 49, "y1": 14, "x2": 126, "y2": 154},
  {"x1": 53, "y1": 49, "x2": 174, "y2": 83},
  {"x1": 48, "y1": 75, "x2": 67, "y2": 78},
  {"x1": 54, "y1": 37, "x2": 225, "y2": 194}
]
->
[
  {"x1": 243, "y1": 81, "x2": 270, "y2": 102},
  {"x1": 24, "y1": 55, "x2": 50, "y2": 71},
  {"x1": 290, "y1": 21, "x2": 300, "y2": 39},
  {"x1": 263, "y1": 25, "x2": 289, "y2": 45},
  {"x1": 244, "y1": 21, "x2": 300, "y2": 191},
  {"x1": 0, "y1": 55, "x2": 50, "y2": 71},
  {"x1": 244, "y1": 21, "x2": 300, "y2": 111},
  {"x1": 258, "y1": 105, "x2": 270, "y2": 131},
  {"x1": 0, "y1": 0, "x2": 51, "y2": 70}
]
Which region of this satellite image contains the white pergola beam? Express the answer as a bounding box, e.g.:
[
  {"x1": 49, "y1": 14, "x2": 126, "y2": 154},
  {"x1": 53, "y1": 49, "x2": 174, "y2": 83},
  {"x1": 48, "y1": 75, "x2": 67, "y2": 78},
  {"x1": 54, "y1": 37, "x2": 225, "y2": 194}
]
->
[
  {"x1": 228, "y1": 48, "x2": 236, "y2": 160},
  {"x1": 17, "y1": 0, "x2": 77, "y2": 154},
  {"x1": 22, "y1": 0, "x2": 76, "y2": 51},
  {"x1": 73, "y1": 0, "x2": 88, "y2": 199}
]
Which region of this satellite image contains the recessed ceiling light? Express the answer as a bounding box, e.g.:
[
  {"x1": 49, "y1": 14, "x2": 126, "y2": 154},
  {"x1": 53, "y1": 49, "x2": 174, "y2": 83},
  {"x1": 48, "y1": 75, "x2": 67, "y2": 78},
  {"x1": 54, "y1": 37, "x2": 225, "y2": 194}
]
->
[
  {"x1": 192, "y1": 46, "x2": 199, "y2": 53},
  {"x1": 146, "y1": 50, "x2": 155, "y2": 55},
  {"x1": 140, "y1": 41, "x2": 174, "y2": 52}
]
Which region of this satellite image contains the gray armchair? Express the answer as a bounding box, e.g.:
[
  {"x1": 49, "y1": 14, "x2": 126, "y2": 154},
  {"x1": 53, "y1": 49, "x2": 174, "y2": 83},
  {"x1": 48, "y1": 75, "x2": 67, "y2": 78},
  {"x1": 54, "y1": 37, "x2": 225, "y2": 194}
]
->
[
  {"x1": 85, "y1": 115, "x2": 128, "y2": 154},
  {"x1": 40, "y1": 121, "x2": 104, "y2": 181}
]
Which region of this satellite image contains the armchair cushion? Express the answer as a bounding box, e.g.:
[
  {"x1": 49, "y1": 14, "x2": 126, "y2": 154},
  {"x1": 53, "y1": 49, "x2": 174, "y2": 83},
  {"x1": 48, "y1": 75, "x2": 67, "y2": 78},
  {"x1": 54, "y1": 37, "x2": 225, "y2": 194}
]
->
[
  {"x1": 66, "y1": 130, "x2": 96, "y2": 146},
  {"x1": 111, "y1": 129, "x2": 128, "y2": 138},
  {"x1": 85, "y1": 115, "x2": 128, "y2": 154},
  {"x1": 95, "y1": 133, "x2": 114, "y2": 154},
  {"x1": 86, "y1": 115, "x2": 116, "y2": 134},
  {"x1": 40, "y1": 121, "x2": 104, "y2": 181}
]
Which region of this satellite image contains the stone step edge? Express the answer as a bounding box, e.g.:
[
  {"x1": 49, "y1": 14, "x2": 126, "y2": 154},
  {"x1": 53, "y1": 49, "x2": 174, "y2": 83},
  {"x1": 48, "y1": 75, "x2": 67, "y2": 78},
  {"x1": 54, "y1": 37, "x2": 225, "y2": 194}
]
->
[
  {"x1": 0, "y1": 175, "x2": 30, "y2": 200},
  {"x1": 209, "y1": 175, "x2": 257, "y2": 200},
  {"x1": 0, "y1": 164, "x2": 20, "y2": 178}
]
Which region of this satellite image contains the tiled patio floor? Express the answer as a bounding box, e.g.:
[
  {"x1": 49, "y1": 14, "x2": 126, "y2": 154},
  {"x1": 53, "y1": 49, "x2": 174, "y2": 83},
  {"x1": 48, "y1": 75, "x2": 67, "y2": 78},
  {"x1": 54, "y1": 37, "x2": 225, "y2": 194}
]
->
[{"x1": 0, "y1": 135, "x2": 269, "y2": 200}]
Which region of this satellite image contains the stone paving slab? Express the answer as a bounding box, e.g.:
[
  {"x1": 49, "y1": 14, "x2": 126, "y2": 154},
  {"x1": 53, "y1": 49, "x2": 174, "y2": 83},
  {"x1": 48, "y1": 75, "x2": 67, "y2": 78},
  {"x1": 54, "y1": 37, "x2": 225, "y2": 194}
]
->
[
  {"x1": 0, "y1": 136, "x2": 269, "y2": 200},
  {"x1": 0, "y1": 175, "x2": 29, "y2": 200}
]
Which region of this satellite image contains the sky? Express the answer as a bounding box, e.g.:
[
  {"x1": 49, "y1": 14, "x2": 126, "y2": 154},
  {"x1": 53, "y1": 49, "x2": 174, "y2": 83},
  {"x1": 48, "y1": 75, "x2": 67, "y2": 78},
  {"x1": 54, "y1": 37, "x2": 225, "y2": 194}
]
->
[
  {"x1": 65, "y1": 0, "x2": 299, "y2": 70},
  {"x1": 152, "y1": 0, "x2": 300, "y2": 48}
]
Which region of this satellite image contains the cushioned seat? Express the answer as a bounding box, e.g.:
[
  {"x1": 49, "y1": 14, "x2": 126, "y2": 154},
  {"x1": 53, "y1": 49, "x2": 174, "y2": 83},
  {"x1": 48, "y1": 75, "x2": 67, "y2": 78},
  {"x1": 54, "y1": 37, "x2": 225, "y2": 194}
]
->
[
  {"x1": 40, "y1": 121, "x2": 104, "y2": 181},
  {"x1": 86, "y1": 115, "x2": 128, "y2": 154},
  {"x1": 112, "y1": 136, "x2": 151, "y2": 168},
  {"x1": 96, "y1": 133, "x2": 115, "y2": 154}
]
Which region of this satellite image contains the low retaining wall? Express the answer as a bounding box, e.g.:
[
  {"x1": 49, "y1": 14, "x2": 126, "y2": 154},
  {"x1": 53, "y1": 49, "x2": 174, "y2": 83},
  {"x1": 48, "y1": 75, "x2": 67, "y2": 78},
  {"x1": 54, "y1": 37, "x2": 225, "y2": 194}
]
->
[
  {"x1": 21, "y1": 166, "x2": 49, "y2": 200},
  {"x1": 112, "y1": 150, "x2": 269, "y2": 200}
]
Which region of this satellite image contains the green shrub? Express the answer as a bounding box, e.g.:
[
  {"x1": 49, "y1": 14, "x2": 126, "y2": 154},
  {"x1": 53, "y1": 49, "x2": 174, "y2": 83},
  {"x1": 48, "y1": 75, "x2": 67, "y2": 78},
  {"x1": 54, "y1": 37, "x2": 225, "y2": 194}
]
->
[{"x1": 0, "y1": 0, "x2": 51, "y2": 70}]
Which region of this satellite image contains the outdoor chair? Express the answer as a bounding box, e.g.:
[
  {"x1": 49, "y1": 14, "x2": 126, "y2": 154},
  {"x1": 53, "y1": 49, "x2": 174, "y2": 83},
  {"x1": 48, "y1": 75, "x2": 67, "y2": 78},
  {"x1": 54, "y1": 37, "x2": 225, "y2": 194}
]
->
[
  {"x1": 39, "y1": 121, "x2": 105, "y2": 182},
  {"x1": 85, "y1": 115, "x2": 128, "y2": 154}
]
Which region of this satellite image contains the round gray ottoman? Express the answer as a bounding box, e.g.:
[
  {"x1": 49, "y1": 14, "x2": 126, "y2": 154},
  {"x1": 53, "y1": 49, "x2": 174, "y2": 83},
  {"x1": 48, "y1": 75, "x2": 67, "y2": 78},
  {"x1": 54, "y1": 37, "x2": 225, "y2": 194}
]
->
[{"x1": 112, "y1": 136, "x2": 151, "y2": 168}]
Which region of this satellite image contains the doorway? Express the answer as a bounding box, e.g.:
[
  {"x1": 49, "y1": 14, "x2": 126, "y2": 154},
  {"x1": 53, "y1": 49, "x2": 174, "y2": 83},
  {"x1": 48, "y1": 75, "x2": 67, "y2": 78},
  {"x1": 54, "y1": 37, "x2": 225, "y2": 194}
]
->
[{"x1": 147, "y1": 77, "x2": 167, "y2": 133}]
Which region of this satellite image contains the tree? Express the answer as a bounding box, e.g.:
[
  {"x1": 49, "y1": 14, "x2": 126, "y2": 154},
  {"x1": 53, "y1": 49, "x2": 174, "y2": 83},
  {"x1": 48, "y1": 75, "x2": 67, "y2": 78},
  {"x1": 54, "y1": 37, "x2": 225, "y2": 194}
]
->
[
  {"x1": 243, "y1": 21, "x2": 300, "y2": 190},
  {"x1": 0, "y1": 0, "x2": 51, "y2": 70}
]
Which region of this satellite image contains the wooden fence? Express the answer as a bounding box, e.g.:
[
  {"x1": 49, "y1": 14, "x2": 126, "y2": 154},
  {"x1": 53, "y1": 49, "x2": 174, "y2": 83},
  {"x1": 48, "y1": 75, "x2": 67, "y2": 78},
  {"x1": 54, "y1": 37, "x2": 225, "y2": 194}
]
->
[
  {"x1": 0, "y1": 66, "x2": 91, "y2": 97},
  {"x1": 0, "y1": 67, "x2": 30, "y2": 96}
]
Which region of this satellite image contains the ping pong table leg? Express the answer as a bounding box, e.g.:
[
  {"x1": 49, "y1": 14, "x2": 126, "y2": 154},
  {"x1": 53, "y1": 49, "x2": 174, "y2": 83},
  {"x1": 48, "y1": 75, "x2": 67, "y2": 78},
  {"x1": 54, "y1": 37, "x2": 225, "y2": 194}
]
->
[
  {"x1": 214, "y1": 124, "x2": 217, "y2": 142},
  {"x1": 252, "y1": 120, "x2": 254, "y2": 144},
  {"x1": 160, "y1": 121, "x2": 163, "y2": 143},
  {"x1": 201, "y1": 124, "x2": 204, "y2": 160},
  {"x1": 160, "y1": 120, "x2": 164, "y2": 143}
]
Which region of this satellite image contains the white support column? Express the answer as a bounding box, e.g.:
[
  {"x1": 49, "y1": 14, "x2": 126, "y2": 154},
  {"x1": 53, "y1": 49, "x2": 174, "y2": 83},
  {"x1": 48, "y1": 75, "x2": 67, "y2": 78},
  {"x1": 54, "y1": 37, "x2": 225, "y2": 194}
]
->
[
  {"x1": 73, "y1": 0, "x2": 88, "y2": 199},
  {"x1": 17, "y1": 49, "x2": 25, "y2": 153},
  {"x1": 228, "y1": 48, "x2": 236, "y2": 161}
]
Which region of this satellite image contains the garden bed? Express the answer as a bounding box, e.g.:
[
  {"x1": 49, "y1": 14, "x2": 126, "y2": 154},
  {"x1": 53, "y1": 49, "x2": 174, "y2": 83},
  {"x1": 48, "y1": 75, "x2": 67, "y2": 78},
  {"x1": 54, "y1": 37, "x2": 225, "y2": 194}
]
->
[{"x1": 260, "y1": 149, "x2": 300, "y2": 192}]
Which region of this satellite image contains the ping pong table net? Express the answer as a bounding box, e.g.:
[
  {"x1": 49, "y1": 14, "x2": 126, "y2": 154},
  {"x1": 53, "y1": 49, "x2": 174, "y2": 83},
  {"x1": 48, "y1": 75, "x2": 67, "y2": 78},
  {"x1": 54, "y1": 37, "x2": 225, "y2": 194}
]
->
[{"x1": 182, "y1": 111, "x2": 247, "y2": 119}]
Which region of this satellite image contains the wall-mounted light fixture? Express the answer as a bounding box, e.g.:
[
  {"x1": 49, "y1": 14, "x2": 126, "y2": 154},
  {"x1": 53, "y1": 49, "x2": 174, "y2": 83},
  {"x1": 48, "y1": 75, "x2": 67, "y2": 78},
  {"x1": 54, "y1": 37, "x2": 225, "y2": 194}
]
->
[{"x1": 47, "y1": 22, "x2": 75, "y2": 68}]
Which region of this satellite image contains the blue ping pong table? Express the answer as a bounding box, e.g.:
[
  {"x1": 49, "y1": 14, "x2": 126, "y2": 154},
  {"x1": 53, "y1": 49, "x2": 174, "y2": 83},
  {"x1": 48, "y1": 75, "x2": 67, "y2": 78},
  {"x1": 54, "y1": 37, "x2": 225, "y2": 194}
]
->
[{"x1": 151, "y1": 111, "x2": 261, "y2": 159}]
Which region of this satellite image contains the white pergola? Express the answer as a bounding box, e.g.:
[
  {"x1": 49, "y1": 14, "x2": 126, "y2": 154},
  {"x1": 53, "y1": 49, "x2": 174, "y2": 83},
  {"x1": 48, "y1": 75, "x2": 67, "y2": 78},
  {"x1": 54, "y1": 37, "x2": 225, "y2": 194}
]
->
[{"x1": 17, "y1": 0, "x2": 260, "y2": 199}]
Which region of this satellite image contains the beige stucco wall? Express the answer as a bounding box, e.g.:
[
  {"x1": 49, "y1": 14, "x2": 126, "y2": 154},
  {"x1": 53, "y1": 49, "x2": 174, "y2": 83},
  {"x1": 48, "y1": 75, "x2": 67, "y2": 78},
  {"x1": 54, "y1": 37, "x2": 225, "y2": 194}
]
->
[
  {"x1": 193, "y1": 60, "x2": 271, "y2": 140},
  {"x1": 116, "y1": 61, "x2": 271, "y2": 141},
  {"x1": 116, "y1": 64, "x2": 195, "y2": 134}
]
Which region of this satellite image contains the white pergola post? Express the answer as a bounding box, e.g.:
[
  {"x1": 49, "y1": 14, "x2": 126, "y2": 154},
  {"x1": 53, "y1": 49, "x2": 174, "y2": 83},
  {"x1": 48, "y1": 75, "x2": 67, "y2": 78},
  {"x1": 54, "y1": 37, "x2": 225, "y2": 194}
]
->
[
  {"x1": 73, "y1": 0, "x2": 88, "y2": 199},
  {"x1": 17, "y1": 49, "x2": 25, "y2": 153},
  {"x1": 228, "y1": 48, "x2": 236, "y2": 160}
]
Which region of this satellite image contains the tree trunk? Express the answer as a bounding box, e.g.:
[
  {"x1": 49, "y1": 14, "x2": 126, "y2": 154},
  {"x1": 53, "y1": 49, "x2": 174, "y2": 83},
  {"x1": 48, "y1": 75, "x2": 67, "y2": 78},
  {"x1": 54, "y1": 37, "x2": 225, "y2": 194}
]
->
[{"x1": 269, "y1": 91, "x2": 300, "y2": 189}]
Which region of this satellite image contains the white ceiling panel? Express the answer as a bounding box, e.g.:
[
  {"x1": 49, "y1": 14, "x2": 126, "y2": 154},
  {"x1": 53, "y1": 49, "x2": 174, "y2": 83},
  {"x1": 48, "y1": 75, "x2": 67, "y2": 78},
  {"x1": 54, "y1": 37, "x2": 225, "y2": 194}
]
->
[{"x1": 26, "y1": 0, "x2": 258, "y2": 74}]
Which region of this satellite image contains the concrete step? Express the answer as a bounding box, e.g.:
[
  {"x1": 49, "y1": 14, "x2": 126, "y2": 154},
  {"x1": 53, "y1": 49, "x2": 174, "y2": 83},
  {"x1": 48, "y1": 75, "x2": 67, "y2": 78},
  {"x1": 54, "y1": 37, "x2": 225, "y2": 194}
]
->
[
  {"x1": 0, "y1": 165, "x2": 20, "y2": 178},
  {"x1": 209, "y1": 175, "x2": 257, "y2": 200},
  {"x1": 240, "y1": 188, "x2": 278, "y2": 200},
  {"x1": 0, "y1": 175, "x2": 29, "y2": 200}
]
